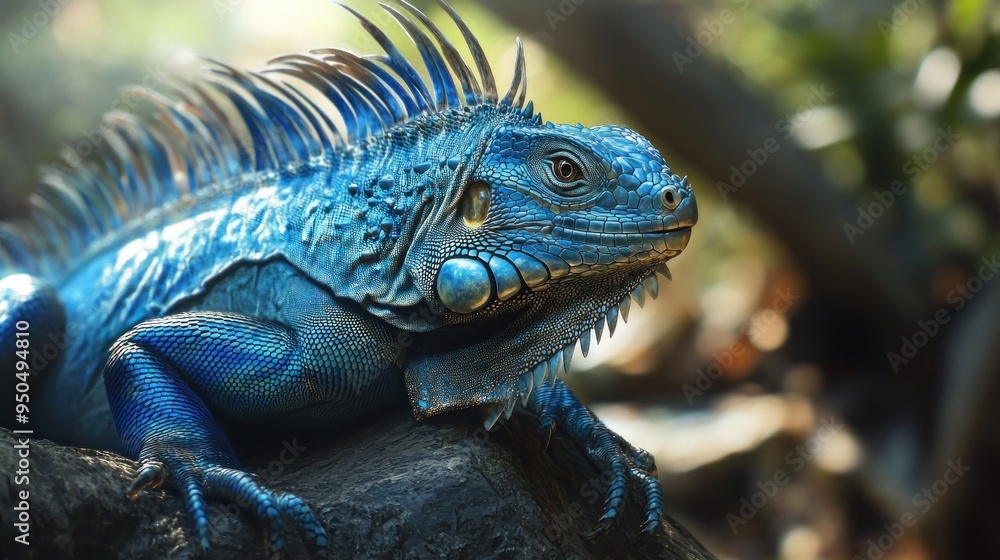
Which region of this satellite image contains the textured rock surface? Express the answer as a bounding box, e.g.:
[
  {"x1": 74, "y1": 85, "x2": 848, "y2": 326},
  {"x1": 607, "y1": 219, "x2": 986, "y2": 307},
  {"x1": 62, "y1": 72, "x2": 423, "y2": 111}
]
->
[{"x1": 0, "y1": 410, "x2": 716, "y2": 559}]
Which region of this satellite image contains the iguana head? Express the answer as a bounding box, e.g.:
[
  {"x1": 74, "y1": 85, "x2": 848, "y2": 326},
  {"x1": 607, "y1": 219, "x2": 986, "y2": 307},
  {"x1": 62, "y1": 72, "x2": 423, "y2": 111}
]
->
[
  {"x1": 405, "y1": 109, "x2": 697, "y2": 422},
  {"x1": 427, "y1": 120, "x2": 696, "y2": 318}
]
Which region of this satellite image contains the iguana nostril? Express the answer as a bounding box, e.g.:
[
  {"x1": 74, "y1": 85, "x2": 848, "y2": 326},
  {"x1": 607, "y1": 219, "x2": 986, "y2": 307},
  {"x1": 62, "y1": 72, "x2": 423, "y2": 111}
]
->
[{"x1": 660, "y1": 187, "x2": 680, "y2": 211}]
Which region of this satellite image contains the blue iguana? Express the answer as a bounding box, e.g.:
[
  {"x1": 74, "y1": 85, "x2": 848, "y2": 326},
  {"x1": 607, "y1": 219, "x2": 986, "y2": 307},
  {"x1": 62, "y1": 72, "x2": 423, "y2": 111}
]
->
[{"x1": 0, "y1": 1, "x2": 698, "y2": 557}]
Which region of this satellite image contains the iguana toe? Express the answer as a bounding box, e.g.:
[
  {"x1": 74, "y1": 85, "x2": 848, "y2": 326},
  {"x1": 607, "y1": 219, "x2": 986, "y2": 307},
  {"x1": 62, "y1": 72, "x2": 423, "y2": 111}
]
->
[
  {"x1": 585, "y1": 455, "x2": 628, "y2": 538},
  {"x1": 127, "y1": 453, "x2": 327, "y2": 559},
  {"x1": 631, "y1": 466, "x2": 666, "y2": 547},
  {"x1": 203, "y1": 466, "x2": 328, "y2": 559}
]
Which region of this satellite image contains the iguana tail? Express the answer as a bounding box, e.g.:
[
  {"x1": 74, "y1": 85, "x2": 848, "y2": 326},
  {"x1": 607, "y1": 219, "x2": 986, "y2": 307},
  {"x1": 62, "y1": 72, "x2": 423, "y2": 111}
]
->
[{"x1": 0, "y1": 274, "x2": 66, "y2": 430}]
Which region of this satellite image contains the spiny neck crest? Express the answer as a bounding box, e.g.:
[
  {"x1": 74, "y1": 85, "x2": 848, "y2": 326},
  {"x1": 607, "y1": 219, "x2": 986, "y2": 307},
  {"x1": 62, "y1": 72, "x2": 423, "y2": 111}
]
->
[{"x1": 1, "y1": 0, "x2": 536, "y2": 279}]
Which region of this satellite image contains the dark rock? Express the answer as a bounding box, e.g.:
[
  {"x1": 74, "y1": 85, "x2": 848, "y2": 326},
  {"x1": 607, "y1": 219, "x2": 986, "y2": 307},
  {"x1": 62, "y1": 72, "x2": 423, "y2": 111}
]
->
[{"x1": 0, "y1": 410, "x2": 717, "y2": 559}]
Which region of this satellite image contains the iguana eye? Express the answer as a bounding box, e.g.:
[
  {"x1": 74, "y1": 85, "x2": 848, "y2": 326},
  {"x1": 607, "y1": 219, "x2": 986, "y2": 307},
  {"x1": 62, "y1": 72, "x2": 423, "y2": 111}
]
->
[
  {"x1": 535, "y1": 151, "x2": 597, "y2": 198},
  {"x1": 551, "y1": 157, "x2": 582, "y2": 184}
]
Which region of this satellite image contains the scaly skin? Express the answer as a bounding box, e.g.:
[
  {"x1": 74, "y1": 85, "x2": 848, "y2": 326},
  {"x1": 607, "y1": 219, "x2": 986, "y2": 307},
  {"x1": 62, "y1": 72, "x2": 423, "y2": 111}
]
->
[{"x1": 0, "y1": 1, "x2": 698, "y2": 557}]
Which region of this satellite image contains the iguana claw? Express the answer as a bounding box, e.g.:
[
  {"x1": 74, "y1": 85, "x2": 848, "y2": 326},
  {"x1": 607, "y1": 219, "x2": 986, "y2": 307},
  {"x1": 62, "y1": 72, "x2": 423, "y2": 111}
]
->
[
  {"x1": 581, "y1": 511, "x2": 618, "y2": 540},
  {"x1": 540, "y1": 418, "x2": 557, "y2": 451},
  {"x1": 129, "y1": 462, "x2": 166, "y2": 501}
]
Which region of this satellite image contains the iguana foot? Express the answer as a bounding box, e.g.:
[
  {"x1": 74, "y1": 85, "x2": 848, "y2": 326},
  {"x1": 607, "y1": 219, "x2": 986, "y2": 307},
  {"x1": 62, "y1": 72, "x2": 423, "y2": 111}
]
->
[
  {"x1": 128, "y1": 452, "x2": 328, "y2": 559},
  {"x1": 530, "y1": 379, "x2": 664, "y2": 547}
]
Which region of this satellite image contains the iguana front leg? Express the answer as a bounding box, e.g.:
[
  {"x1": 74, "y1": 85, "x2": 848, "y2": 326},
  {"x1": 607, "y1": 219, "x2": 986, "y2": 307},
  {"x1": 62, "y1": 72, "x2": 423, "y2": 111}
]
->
[
  {"x1": 103, "y1": 302, "x2": 406, "y2": 558},
  {"x1": 529, "y1": 379, "x2": 664, "y2": 546}
]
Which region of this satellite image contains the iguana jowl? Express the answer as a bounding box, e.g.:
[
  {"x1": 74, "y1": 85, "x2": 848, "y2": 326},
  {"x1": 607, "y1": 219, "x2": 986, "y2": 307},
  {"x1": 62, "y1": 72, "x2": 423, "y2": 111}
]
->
[{"x1": 0, "y1": 1, "x2": 698, "y2": 556}]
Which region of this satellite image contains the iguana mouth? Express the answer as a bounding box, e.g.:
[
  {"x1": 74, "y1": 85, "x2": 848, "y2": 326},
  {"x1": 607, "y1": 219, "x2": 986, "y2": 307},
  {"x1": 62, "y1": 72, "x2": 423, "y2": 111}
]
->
[
  {"x1": 658, "y1": 226, "x2": 692, "y2": 254},
  {"x1": 551, "y1": 220, "x2": 692, "y2": 253}
]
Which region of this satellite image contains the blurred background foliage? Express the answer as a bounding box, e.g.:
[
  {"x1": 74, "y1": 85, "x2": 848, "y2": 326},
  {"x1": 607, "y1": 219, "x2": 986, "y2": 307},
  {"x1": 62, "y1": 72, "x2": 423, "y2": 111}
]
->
[{"x1": 1, "y1": 0, "x2": 999, "y2": 558}]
